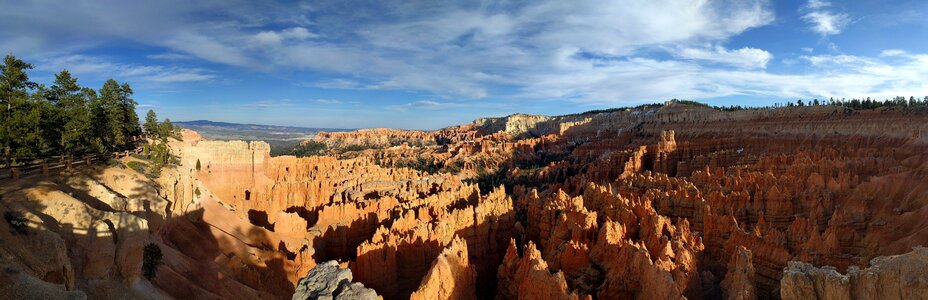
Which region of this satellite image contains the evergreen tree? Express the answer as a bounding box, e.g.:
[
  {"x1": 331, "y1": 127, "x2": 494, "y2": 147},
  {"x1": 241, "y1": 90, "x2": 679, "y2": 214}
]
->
[
  {"x1": 119, "y1": 83, "x2": 141, "y2": 146},
  {"x1": 98, "y1": 79, "x2": 124, "y2": 149},
  {"x1": 86, "y1": 87, "x2": 109, "y2": 154},
  {"x1": 31, "y1": 85, "x2": 57, "y2": 156},
  {"x1": 1, "y1": 55, "x2": 38, "y2": 167},
  {"x1": 159, "y1": 118, "x2": 174, "y2": 139},
  {"x1": 52, "y1": 70, "x2": 93, "y2": 156},
  {"x1": 0, "y1": 55, "x2": 153, "y2": 167},
  {"x1": 144, "y1": 109, "x2": 159, "y2": 138}
]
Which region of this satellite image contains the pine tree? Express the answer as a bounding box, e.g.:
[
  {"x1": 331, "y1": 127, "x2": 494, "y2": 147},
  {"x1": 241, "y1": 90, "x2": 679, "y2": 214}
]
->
[
  {"x1": 98, "y1": 79, "x2": 124, "y2": 150},
  {"x1": 160, "y1": 118, "x2": 174, "y2": 140},
  {"x1": 31, "y1": 85, "x2": 58, "y2": 156},
  {"x1": 87, "y1": 87, "x2": 109, "y2": 154},
  {"x1": 1, "y1": 55, "x2": 38, "y2": 167},
  {"x1": 144, "y1": 109, "x2": 159, "y2": 138},
  {"x1": 119, "y1": 83, "x2": 140, "y2": 147},
  {"x1": 52, "y1": 70, "x2": 93, "y2": 157}
]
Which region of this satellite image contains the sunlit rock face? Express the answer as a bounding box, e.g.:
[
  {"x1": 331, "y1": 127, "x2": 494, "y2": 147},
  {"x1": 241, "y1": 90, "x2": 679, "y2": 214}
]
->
[{"x1": 3, "y1": 103, "x2": 928, "y2": 299}]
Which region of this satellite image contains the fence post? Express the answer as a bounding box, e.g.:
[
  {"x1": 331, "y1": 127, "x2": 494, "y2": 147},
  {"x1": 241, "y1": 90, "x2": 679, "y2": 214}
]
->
[
  {"x1": 11, "y1": 167, "x2": 20, "y2": 179},
  {"x1": 42, "y1": 162, "x2": 49, "y2": 176},
  {"x1": 65, "y1": 158, "x2": 73, "y2": 171}
]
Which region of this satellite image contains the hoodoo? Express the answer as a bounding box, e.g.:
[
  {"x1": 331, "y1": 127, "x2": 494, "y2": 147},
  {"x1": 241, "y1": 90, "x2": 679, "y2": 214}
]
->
[{"x1": 3, "y1": 102, "x2": 928, "y2": 299}]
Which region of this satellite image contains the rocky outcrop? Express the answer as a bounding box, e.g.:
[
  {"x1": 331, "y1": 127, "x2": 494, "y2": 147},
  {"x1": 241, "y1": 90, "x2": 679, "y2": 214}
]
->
[
  {"x1": 292, "y1": 260, "x2": 380, "y2": 300},
  {"x1": 313, "y1": 128, "x2": 436, "y2": 150},
  {"x1": 0, "y1": 266, "x2": 88, "y2": 300},
  {"x1": 722, "y1": 246, "x2": 757, "y2": 300},
  {"x1": 351, "y1": 186, "x2": 513, "y2": 299},
  {"x1": 780, "y1": 247, "x2": 928, "y2": 300},
  {"x1": 6, "y1": 102, "x2": 928, "y2": 299},
  {"x1": 410, "y1": 236, "x2": 476, "y2": 300},
  {"x1": 496, "y1": 239, "x2": 584, "y2": 300}
]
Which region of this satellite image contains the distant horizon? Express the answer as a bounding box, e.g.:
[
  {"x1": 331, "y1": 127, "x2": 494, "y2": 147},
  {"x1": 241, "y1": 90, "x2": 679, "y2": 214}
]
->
[
  {"x1": 174, "y1": 96, "x2": 924, "y2": 131},
  {"x1": 3, "y1": 0, "x2": 927, "y2": 129}
]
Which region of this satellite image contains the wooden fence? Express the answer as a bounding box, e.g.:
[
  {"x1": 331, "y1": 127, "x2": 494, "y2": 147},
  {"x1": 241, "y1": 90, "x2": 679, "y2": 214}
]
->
[{"x1": 0, "y1": 147, "x2": 144, "y2": 180}]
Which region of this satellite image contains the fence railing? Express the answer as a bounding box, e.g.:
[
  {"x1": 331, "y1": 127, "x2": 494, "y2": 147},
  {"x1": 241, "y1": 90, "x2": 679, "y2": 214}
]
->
[{"x1": 0, "y1": 147, "x2": 144, "y2": 180}]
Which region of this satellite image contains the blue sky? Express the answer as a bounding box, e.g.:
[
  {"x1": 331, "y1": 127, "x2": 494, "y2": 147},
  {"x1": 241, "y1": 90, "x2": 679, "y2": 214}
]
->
[{"x1": 1, "y1": 0, "x2": 926, "y2": 129}]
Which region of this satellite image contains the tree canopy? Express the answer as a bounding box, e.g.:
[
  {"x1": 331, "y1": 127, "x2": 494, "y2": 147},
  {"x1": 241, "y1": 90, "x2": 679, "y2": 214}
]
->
[{"x1": 0, "y1": 54, "x2": 157, "y2": 167}]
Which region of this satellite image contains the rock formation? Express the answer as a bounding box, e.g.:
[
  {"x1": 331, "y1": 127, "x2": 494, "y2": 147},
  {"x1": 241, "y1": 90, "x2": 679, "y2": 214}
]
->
[
  {"x1": 3, "y1": 102, "x2": 928, "y2": 299},
  {"x1": 410, "y1": 236, "x2": 476, "y2": 300},
  {"x1": 780, "y1": 246, "x2": 928, "y2": 300},
  {"x1": 292, "y1": 260, "x2": 380, "y2": 300},
  {"x1": 722, "y1": 246, "x2": 757, "y2": 300}
]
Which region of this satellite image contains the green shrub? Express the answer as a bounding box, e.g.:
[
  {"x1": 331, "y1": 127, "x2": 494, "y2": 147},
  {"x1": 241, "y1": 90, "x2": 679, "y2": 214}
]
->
[
  {"x1": 126, "y1": 161, "x2": 148, "y2": 174},
  {"x1": 290, "y1": 141, "x2": 329, "y2": 157},
  {"x1": 107, "y1": 158, "x2": 124, "y2": 168}
]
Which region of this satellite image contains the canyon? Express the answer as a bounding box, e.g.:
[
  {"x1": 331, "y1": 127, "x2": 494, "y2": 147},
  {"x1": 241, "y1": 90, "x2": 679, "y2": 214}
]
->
[{"x1": 2, "y1": 101, "x2": 928, "y2": 299}]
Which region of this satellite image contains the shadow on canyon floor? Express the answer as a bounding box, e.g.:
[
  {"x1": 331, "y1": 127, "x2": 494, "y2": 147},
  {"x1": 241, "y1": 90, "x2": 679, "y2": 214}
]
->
[{"x1": 0, "y1": 165, "x2": 295, "y2": 299}]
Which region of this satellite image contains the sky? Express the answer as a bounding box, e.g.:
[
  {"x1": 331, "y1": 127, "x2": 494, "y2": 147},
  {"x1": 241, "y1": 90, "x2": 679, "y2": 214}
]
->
[{"x1": 1, "y1": 0, "x2": 927, "y2": 130}]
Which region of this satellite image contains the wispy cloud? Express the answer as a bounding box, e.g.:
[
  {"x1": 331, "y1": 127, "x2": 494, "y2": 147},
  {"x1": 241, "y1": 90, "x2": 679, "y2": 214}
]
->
[
  {"x1": 801, "y1": 0, "x2": 849, "y2": 36},
  {"x1": 252, "y1": 27, "x2": 317, "y2": 46},
  {"x1": 301, "y1": 78, "x2": 367, "y2": 89},
  {"x1": 880, "y1": 49, "x2": 908, "y2": 57},
  {"x1": 244, "y1": 99, "x2": 294, "y2": 110},
  {"x1": 0, "y1": 0, "x2": 778, "y2": 102},
  {"x1": 3, "y1": 0, "x2": 925, "y2": 106},
  {"x1": 311, "y1": 99, "x2": 343, "y2": 105},
  {"x1": 675, "y1": 46, "x2": 773, "y2": 69},
  {"x1": 147, "y1": 52, "x2": 194, "y2": 61},
  {"x1": 386, "y1": 100, "x2": 464, "y2": 112},
  {"x1": 35, "y1": 54, "x2": 214, "y2": 84}
]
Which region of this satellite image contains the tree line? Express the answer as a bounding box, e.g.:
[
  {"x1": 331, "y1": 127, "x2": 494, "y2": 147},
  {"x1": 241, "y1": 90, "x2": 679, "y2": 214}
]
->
[
  {"x1": 778, "y1": 96, "x2": 928, "y2": 109},
  {"x1": 657, "y1": 97, "x2": 928, "y2": 112},
  {"x1": 0, "y1": 54, "x2": 170, "y2": 168}
]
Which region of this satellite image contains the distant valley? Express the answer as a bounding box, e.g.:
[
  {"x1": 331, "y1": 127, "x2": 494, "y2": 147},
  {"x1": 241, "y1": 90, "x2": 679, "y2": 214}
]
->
[{"x1": 174, "y1": 120, "x2": 353, "y2": 156}]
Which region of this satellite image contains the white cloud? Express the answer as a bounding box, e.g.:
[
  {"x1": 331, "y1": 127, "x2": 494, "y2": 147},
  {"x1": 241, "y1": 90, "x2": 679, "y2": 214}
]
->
[
  {"x1": 8, "y1": 0, "x2": 925, "y2": 106},
  {"x1": 252, "y1": 27, "x2": 316, "y2": 46},
  {"x1": 386, "y1": 100, "x2": 463, "y2": 111},
  {"x1": 302, "y1": 78, "x2": 367, "y2": 89},
  {"x1": 312, "y1": 99, "x2": 343, "y2": 105},
  {"x1": 803, "y1": 12, "x2": 850, "y2": 36},
  {"x1": 675, "y1": 46, "x2": 772, "y2": 69},
  {"x1": 806, "y1": 0, "x2": 831, "y2": 9},
  {"x1": 163, "y1": 32, "x2": 257, "y2": 68},
  {"x1": 802, "y1": 47, "x2": 814, "y2": 53},
  {"x1": 801, "y1": 0, "x2": 849, "y2": 36},
  {"x1": 34, "y1": 54, "x2": 215, "y2": 84},
  {"x1": 880, "y1": 49, "x2": 908, "y2": 57},
  {"x1": 147, "y1": 52, "x2": 194, "y2": 60},
  {"x1": 244, "y1": 99, "x2": 294, "y2": 110},
  {"x1": 3, "y1": 0, "x2": 775, "y2": 99},
  {"x1": 518, "y1": 52, "x2": 928, "y2": 103}
]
